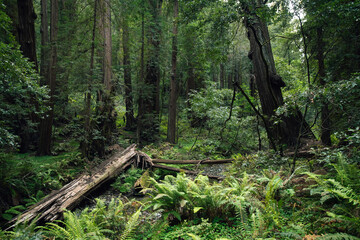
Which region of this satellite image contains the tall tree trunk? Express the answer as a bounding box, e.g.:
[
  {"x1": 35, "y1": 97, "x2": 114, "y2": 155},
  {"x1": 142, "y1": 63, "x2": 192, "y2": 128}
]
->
[
  {"x1": 167, "y1": 0, "x2": 178, "y2": 144},
  {"x1": 137, "y1": 9, "x2": 145, "y2": 144},
  {"x1": 317, "y1": 27, "x2": 331, "y2": 146},
  {"x1": 244, "y1": 1, "x2": 312, "y2": 148},
  {"x1": 220, "y1": 63, "x2": 225, "y2": 89},
  {"x1": 38, "y1": 0, "x2": 58, "y2": 155},
  {"x1": 102, "y1": 0, "x2": 112, "y2": 92},
  {"x1": 100, "y1": 0, "x2": 116, "y2": 148},
  {"x1": 15, "y1": 0, "x2": 38, "y2": 152},
  {"x1": 81, "y1": 0, "x2": 97, "y2": 159},
  {"x1": 123, "y1": 18, "x2": 136, "y2": 130},
  {"x1": 17, "y1": 0, "x2": 38, "y2": 70},
  {"x1": 40, "y1": 0, "x2": 49, "y2": 84},
  {"x1": 137, "y1": 0, "x2": 163, "y2": 144}
]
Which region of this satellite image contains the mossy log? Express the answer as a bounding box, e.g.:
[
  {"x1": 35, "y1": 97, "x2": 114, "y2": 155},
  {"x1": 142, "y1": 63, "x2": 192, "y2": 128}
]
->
[
  {"x1": 9, "y1": 144, "x2": 137, "y2": 227},
  {"x1": 9, "y1": 146, "x2": 228, "y2": 228}
]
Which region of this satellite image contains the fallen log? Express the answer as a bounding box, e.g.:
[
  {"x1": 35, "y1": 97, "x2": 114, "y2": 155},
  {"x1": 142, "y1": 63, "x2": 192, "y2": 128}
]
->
[
  {"x1": 152, "y1": 164, "x2": 224, "y2": 180},
  {"x1": 152, "y1": 159, "x2": 234, "y2": 164},
  {"x1": 284, "y1": 150, "x2": 315, "y2": 158},
  {"x1": 9, "y1": 144, "x2": 137, "y2": 227}
]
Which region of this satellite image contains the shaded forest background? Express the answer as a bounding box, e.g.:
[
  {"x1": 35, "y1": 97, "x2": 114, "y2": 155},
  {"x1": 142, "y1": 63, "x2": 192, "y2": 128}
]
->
[{"x1": 1, "y1": 0, "x2": 360, "y2": 238}]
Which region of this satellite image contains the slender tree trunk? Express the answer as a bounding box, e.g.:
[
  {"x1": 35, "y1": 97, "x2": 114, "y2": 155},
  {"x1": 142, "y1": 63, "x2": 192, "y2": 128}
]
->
[
  {"x1": 17, "y1": 0, "x2": 38, "y2": 70},
  {"x1": 317, "y1": 27, "x2": 331, "y2": 146},
  {"x1": 38, "y1": 0, "x2": 58, "y2": 155},
  {"x1": 81, "y1": 0, "x2": 97, "y2": 159},
  {"x1": 102, "y1": 0, "x2": 112, "y2": 92},
  {"x1": 137, "y1": 0, "x2": 163, "y2": 144},
  {"x1": 137, "y1": 9, "x2": 145, "y2": 144},
  {"x1": 167, "y1": 0, "x2": 178, "y2": 144},
  {"x1": 220, "y1": 63, "x2": 225, "y2": 89},
  {"x1": 123, "y1": 18, "x2": 136, "y2": 130}
]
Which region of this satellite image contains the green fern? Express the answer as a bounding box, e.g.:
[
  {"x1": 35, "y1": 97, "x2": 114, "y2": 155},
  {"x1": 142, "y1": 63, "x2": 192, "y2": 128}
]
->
[
  {"x1": 263, "y1": 173, "x2": 284, "y2": 226},
  {"x1": 42, "y1": 210, "x2": 109, "y2": 239},
  {"x1": 317, "y1": 233, "x2": 360, "y2": 240},
  {"x1": 119, "y1": 208, "x2": 142, "y2": 240}
]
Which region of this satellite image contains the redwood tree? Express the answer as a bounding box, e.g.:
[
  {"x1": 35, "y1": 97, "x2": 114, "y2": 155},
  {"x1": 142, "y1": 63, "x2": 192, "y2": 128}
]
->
[
  {"x1": 137, "y1": 0, "x2": 163, "y2": 144},
  {"x1": 243, "y1": 1, "x2": 312, "y2": 148},
  {"x1": 38, "y1": 0, "x2": 58, "y2": 155},
  {"x1": 167, "y1": 0, "x2": 179, "y2": 144},
  {"x1": 17, "y1": 0, "x2": 38, "y2": 70}
]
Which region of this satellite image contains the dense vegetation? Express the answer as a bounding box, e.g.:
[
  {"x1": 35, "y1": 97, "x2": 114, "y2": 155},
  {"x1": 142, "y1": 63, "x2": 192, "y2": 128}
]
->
[{"x1": 0, "y1": 0, "x2": 359, "y2": 239}]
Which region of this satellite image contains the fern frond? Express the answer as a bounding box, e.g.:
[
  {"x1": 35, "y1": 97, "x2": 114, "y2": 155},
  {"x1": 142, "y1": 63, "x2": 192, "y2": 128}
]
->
[
  {"x1": 119, "y1": 208, "x2": 141, "y2": 240},
  {"x1": 317, "y1": 233, "x2": 360, "y2": 240}
]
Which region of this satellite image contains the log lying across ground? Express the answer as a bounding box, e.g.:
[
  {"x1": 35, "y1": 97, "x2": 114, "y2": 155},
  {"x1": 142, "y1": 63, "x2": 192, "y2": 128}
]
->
[
  {"x1": 152, "y1": 159, "x2": 234, "y2": 164},
  {"x1": 9, "y1": 144, "x2": 137, "y2": 227},
  {"x1": 9, "y1": 147, "x2": 230, "y2": 228},
  {"x1": 152, "y1": 164, "x2": 225, "y2": 180}
]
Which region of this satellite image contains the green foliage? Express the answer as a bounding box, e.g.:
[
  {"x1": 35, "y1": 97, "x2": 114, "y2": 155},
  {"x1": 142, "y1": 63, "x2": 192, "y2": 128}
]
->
[
  {"x1": 0, "y1": 218, "x2": 43, "y2": 240},
  {"x1": 187, "y1": 82, "x2": 264, "y2": 155},
  {"x1": 306, "y1": 153, "x2": 360, "y2": 236},
  {"x1": 0, "y1": 152, "x2": 83, "y2": 223},
  {"x1": 111, "y1": 167, "x2": 143, "y2": 194},
  {"x1": 155, "y1": 219, "x2": 244, "y2": 240},
  {"x1": 41, "y1": 198, "x2": 142, "y2": 240},
  {"x1": 0, "y1": 43, "x2": 48, "y2": 149},
  {"x1": 0, "y1": 3, "x2": 48, "y2": 150},
  {"x1": 317, "y1": 233, "x2": 360, "y2": 240}
]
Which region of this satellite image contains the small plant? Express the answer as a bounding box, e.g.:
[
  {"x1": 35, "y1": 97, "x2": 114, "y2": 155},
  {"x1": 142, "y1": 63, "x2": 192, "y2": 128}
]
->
[
  {"x1": 111, "y1": 167, "x2": 143, "y2": 194},
  {"x1": 306, "y1": 153, "x2": 360, "y2": 236},
  {"x1": 41, "y1": 197, "x2": 142, "y2": 240}
]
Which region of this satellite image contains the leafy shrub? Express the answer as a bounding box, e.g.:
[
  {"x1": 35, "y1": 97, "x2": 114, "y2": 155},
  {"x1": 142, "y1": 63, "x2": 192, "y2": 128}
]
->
[{"x1": 0, "y1": 6, "x2": 48, "y2": 150}]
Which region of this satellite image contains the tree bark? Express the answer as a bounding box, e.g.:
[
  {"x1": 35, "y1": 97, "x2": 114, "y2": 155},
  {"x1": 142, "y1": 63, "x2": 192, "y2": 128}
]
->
[
  {"x1": 123, "y1": 18, "x2": 136, "y2": 130},
  {"x1": 152, "y1": 159, "x2": 233, "y2": 164},
  {"x1": 316, "y1": 27, "x2": 331, "y2": 146},
  {"x1": 167, "y1": 0, "x2": 178, "y2": 144},
  {"x1": 244, "y1": 1, "x2": 313, "y2": 148},
  {"x1": 151, "y1": 164, "x2": 223, "y2": 180},
  {"x1": 38, "y1": 0, "x2": 58, "y2": 156},
  {"x1": 17, "y1": 0, "x2": 38, "y2": 70},
  {"x1": 9, "y1": 145, "x2": 137, "y2": 227},
  {"x1": 137, "y1": 0, "x2": 163, "y2": 144},
  {"x1": 97, "y1": 0, "x2": 116, "y2": 157},
  {"x1": 102, "y1": 0, "x2": 112, "y2": 92},
  {"x1": 81, "y1": 0, "x2": 97, "y2": 159},
  {"x1": 40, "y1": 0, "x2": 49, "y2": 85},
  {"x1": 220, "y1": 63, "x2": 225, "y2": 89},
  {"x1": 137, "y1": 9, "x2": 145, "y2": 144}
]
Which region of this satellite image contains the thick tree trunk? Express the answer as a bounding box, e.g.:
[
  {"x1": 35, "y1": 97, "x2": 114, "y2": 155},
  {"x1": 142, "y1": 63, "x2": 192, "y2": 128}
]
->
[
  {"x1": 17, "y1": 0, "x2": 38, "y2": 70},
  {"x1": 97, "y1": 0, "x2": 116, "y2": 156},
  {"x1": 167, "y1": 0, "x2": 178, "y2": 144},
  {"x1": 317, "y1": 27, "x2": 331, "y2": 146},
  {"x1": 10, "y1": 145, "x2": 137, "y2": 227},
  {"x1": 123, "y1": 19, "x2": 136, "y2": 130},
  {"x1": 38, "y1": 0, "x2": 58, "y2": 156},
  {"x1": 15, "y1": 0, "x2": 38, "y2": 153},
  {"x1": 244, "y1": 3, "x2": 313, "y2": 148},
  {"x1": 40, "y1": 0, "x2": 49, "y2": 85}
]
